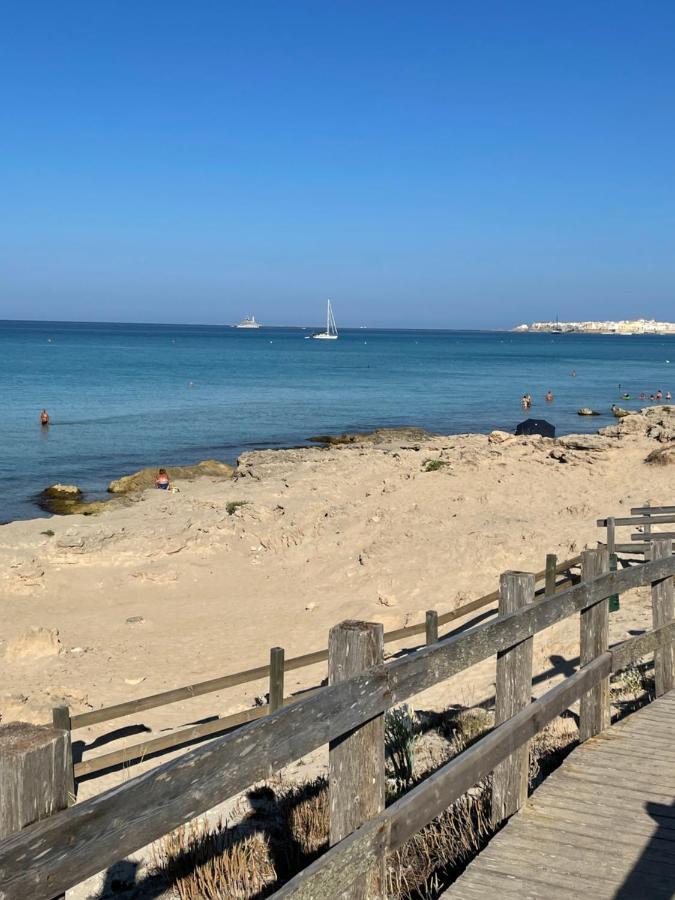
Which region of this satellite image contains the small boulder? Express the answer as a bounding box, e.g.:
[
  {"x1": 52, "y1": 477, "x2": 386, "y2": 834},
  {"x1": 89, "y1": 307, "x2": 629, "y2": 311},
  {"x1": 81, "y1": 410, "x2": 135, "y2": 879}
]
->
[
  {"x1": 577, "y1": 408, "x2": 600, "y2": 416},
  {"x1": 5, "y1": 627, "x2": 61, "y2": 661},
  {"x1": 645, "y1": 445, "x2": 675, "y2": 466},
  {"x1": 488, "y1": 430, "x2": 512, "y2": 444},
  {"x1": 43, "y1": 484, "x2": 82, "y2": 498}
]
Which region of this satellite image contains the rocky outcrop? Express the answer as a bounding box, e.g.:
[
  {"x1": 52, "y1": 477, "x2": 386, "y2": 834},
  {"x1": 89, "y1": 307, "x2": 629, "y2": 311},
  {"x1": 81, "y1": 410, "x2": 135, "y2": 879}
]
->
[
  {"x1": 308, "y1": 427, "x2": 436, "y2": 446},
  {"x1": 599, "y1": 407, "x2": 675, "y2": 442},
  {"x1": 108, "y1": 459, "x2": 234, "y2": 494},
  {"x1": 557, "y1": 434, "x2": 613, "y2": 451},
  {"x1": 645, "y1": 445, "x2": 675, "y2": 466}
]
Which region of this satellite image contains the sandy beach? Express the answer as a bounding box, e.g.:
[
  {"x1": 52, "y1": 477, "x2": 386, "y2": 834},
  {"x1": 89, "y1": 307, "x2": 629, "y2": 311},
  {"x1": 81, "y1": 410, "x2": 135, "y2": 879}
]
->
[
  {"x1": 1, "y1": 406, "x2": 673, "y2": 754},
  {"x1": 1, "y1": 407, "x2": 674, "y2": 897}
]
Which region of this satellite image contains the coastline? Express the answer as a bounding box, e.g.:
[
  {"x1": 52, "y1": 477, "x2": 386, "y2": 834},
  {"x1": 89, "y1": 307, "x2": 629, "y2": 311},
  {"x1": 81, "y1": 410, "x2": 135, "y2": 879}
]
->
[{"x1": 2, "y1": 407, "x2": 674, "y2": 745}]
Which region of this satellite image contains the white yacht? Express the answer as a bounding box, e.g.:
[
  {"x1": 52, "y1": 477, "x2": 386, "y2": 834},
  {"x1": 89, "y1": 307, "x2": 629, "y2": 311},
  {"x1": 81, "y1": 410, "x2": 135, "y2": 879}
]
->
[
  {"x1": 235, "y1": 315, "x2": 261, "y2": 329},
  {"x1": 311, "y1": 299, "x2": 338, "y2": 340}
]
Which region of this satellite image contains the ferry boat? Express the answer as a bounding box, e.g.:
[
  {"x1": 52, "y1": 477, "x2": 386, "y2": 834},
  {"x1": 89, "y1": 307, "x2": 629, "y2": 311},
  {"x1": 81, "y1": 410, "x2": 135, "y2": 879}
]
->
[{"x1": 235, "y1": 315, "x2": 261, "y2": 329}]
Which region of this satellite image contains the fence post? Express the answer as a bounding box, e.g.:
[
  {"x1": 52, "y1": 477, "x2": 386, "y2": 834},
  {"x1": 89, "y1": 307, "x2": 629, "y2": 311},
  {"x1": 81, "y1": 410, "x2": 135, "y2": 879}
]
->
[
  {"x1": 0, "y1": 721, "x2": 70, "y2": 898},
  {"x1": 52, "y1": 705, "x2": 75, "y2": 805},
  {"x1": 545, "y1": 554, "x2": 557, "y2": 598},
  {"x1": 328, "y1": 620, "x2": 385, "y2": 899},
  {"x1": 607, "y1": 517, "x2": 620, "y2": 613},
  {"x1": 269, "y1": 647, "x2": 285, "y2": 713},
  {"x1": 425, "y1": 609, "x2": 439, "y2": 644},
  {"x1": 579, "y1": 548, "x2": 610, "y2": 741},
  {"x1": 651, "y1": 538, "x2": 675, "y2": 697},
  {"x1": 491, "y1": 571, "x2": 535, "y2": 826}
]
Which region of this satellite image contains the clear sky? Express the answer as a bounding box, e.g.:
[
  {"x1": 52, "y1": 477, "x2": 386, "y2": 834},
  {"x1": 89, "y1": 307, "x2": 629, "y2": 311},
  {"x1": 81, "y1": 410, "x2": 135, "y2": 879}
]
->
[{"x1": 1, "y1": 1, "x2": 674, "y2": 329}]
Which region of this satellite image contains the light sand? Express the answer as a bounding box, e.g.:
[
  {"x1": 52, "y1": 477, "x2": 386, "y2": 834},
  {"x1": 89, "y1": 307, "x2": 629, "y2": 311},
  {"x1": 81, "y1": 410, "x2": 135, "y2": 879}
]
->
[{"x1": 0, "y1": 411, "x2": 673, "y2": 786}]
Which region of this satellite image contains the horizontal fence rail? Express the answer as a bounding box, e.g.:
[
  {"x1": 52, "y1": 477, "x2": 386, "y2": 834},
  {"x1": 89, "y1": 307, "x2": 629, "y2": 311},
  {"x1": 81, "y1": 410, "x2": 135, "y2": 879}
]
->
[{"x1": 1, "y1": 547, "x2": 673, "y2": 900}]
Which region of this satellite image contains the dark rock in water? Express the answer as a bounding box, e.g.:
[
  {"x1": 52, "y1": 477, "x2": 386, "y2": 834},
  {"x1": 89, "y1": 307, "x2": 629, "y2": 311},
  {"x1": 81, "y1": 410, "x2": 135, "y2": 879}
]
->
[
  {"x1": 108, "y1": 459, "x2": 234, "y2": 493},
  {"x1": 577, "y1": 408, "x2": 600, "y2": 416},
  {"x1": 308, "y1": 427, "x2": 436, "y2": 446}
]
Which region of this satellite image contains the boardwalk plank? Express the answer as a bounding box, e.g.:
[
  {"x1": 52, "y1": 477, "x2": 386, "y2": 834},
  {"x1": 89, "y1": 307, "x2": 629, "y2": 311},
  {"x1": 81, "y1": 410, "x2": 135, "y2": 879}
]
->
[{"x1": 444, "y1": 691, "x2": 675, "y2": 899}]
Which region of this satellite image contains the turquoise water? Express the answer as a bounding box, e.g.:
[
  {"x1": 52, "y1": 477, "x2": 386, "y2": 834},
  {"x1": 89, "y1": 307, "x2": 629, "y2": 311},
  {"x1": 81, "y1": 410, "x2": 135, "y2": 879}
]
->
[{"x1": 2, "y1": 320, "x2": 674, "y2": 523}]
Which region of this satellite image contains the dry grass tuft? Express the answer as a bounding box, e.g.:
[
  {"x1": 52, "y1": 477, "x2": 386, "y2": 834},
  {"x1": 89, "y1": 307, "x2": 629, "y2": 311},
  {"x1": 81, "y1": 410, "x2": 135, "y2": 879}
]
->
[
  {"x1": 150, "y1": 707, "x2": 586, "y2": 900},
  {"x1": 151, "y1": 819, "x2": 275, "y2": 900}
]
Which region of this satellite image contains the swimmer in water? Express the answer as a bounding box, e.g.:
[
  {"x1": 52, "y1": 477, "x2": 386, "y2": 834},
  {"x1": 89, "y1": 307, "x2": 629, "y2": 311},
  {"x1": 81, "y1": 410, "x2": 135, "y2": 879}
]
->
[
  {"x1": 545, "y1": 390, "x2": 553, "y2": 402},
  {"x1": 40, "y1": 409, "x2": 49, "y2": 426},
  {"x1": 666, "y1": 391, "x2": 672, "y2": 401}
]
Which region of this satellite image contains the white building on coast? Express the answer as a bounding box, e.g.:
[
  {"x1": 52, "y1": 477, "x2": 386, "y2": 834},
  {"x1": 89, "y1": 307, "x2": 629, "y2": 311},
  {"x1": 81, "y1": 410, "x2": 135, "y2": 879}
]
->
[{"x1": 515, "y1": 318, "x2": 675, "y2": 335}]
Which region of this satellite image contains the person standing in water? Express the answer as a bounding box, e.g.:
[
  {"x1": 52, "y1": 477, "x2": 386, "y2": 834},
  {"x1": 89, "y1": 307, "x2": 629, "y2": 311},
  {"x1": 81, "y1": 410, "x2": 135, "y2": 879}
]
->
[
  {"x1": 545, "y1": 390, "x2": 553, "y2": 402},
  {"x1": 40, "y1": 409, "x2": 49, "y2": 426}
]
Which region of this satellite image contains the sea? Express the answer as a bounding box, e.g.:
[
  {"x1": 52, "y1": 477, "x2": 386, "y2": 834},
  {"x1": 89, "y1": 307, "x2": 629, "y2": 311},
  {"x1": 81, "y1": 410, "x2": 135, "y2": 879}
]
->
[{"x1": 2, "y1": 320, "x2": 674, "y2": 524}]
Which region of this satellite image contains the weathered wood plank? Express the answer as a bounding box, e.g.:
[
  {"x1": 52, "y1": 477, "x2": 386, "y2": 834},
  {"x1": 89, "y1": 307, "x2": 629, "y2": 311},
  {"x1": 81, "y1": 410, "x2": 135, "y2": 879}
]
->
[
  {"x1": 610, "y1": 621, "x2": 675, "y2": 672},
  {"x1": 651, "y1": 539, "x2": 675, "y2": 697},
  {"x1": 597, "y1": 513, "x2": 675, "y2": 527},
  {"x1": 425, "y1": 610, "x2": 439, "y2": 644},
  {"x1": 0, "y1": 723, "x2": 69, "y2": 840},
  {"x1": 328, "y1": 621, "x2": 385, "y2": 899},
  {"x1": 491, "y1": 571, "x2": 535, "y2": 825},
  {"x1": 0, "y1": 722, "x2": 70, "y2": 900},
  {"x1": 269, "y1": 646, "x2": 285, "y2": 714},
  {"x1": 545, "y1": 554, "x2": 557, "y2": 597},
  {"x1": 579, "y1": 549, "x2": 610, "y2": 741}
]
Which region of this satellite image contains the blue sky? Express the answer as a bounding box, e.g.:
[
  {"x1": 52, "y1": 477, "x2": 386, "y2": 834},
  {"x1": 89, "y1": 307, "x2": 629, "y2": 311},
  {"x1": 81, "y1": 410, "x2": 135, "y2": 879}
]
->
[{"x1": 1, "y1": 1, "x2": 674, "y2": 328}]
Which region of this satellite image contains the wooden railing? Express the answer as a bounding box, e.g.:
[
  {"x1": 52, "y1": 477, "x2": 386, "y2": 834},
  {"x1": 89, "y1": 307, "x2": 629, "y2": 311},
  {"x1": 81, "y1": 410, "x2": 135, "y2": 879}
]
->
[
  {"x1": 598, "y1": 502, "x2": 675, "y2": 554},
  {"x1": 63, "y1": 553, "x2": 582, "y2": 780},
  {"x1": 1, "y1": 540, "x2": 673, "y2": 900}
]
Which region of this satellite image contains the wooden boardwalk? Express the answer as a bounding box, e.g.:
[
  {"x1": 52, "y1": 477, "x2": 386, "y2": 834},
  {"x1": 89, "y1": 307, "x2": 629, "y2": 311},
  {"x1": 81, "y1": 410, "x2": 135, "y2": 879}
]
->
[{"x1": 445, "y1": 690, "x2": 675, "y2": 899}]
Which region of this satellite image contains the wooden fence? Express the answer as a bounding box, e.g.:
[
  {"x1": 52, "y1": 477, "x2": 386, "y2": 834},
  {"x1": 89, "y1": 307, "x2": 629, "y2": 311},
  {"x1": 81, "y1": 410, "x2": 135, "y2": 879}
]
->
[
  {"x1": 598, "y1": 501, "x2": 675, "y2": 555},
  {"x1": 62, "y1": 552, "x2": 582, "y2": 781},
  {"x1": 1, "y1": 539, "x2": 673, "y2": 900}
]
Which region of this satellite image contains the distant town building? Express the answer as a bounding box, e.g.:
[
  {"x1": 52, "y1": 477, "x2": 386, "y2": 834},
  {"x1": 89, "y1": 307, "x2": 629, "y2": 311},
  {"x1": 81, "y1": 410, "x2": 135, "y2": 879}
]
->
[{"x1": 514, "y1": 318, "x2": 675, "y2": 335}]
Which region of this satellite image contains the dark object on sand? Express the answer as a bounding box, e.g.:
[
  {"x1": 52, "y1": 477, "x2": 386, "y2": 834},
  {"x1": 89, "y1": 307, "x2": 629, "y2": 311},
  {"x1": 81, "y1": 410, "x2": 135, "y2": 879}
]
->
[{"x1": 515, "y1": 418, "x2": 556, "y2": 438}]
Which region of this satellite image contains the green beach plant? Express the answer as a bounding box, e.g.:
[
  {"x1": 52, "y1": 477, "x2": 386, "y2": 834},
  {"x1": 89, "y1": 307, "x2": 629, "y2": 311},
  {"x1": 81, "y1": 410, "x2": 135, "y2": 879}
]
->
[
  {"x1": 422, "y1": 458, "x2": 449, "y2": 472},
  {"x1": 226, "y1": 501, "x2": 248, "y2": 516},
  {"x1": 385, "y1": 703, "x2": 419, "y2": 788}
]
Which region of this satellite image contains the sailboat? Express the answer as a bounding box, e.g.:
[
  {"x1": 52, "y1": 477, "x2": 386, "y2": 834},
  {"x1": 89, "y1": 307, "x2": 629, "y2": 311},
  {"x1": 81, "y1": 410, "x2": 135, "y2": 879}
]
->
[{"x1": 311, "y1": 299, "x2": 338, "y2": 340}]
